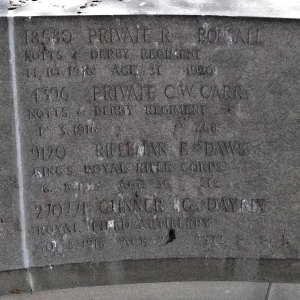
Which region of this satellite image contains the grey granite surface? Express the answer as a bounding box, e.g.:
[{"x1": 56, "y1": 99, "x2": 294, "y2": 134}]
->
[
  {"x1": 2, "y1": 3, "x2": 300, "y2": 295},
  {"x1": 10, "y1": 15, "x2": 300, "y2": 268},
  {"x1": 0, "y1": 18, "x2": 23, "y2": 271}
]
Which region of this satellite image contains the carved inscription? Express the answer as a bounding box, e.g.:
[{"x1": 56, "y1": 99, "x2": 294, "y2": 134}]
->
[{"x1": 17, "y1": 17, "x2": 277, "y2": 265}]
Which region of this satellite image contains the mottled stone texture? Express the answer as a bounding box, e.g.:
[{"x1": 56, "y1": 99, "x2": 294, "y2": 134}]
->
[
  {"x1": 0, "y1": 18, "x2": 23, "y2": 270},
  {"x1": 0, "y1": 281, "x2": 270, "y2": 300},
  {"x1": 3, "y1": 15, "x2": 300, "y2": 292}
]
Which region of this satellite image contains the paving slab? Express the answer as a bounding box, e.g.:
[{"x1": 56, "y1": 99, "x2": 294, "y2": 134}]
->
[
  {"x1": 268, "y1": 283, "x2": 300, "y2": 300},
  {"x1": 0, "y1": 281, "x2": 270, "y2": 300}
]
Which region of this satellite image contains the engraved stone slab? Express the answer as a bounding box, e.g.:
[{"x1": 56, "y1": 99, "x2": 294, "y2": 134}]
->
[{"x1": 10, "y1": 16, "x2": 300, "y2": 268}]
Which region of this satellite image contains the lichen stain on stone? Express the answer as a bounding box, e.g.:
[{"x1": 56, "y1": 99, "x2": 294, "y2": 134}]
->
[
  {"x1": 174, "y1": 198, "x2": 180, "y2": 213},
  {"x1": 108, "y1": 220, "x2": 115, "y2": 228},
  {"x1": 281, "y1": 230, "x2": 299, "y2": 259},
  {"x1": 9, "y1": 289, "x2": 25, "y2": 294},
  {"x1": 134, "y1": 140, "x2": 145, "y2": 157}
]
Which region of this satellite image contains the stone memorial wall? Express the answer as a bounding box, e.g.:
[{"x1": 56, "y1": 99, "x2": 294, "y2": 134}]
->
[{"x1": 1, "y1": 15, "x2": 300, "y2": 293}]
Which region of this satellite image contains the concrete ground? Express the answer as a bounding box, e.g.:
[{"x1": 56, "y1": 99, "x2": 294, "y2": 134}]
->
[{"x1": 1, "y1": 282, "x2": 300, "y2": 300}]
